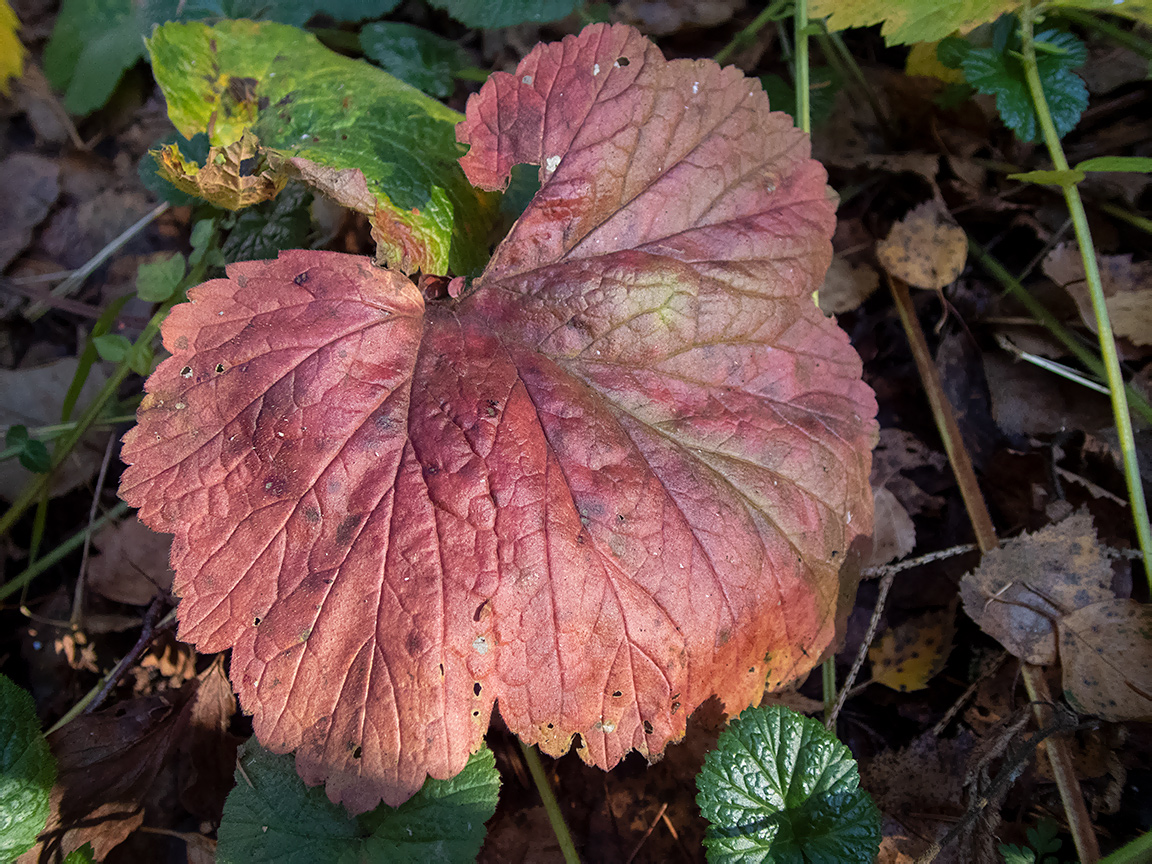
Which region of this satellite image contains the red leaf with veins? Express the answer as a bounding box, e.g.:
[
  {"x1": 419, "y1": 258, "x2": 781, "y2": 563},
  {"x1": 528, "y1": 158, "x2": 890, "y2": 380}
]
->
[{"x1": 120, "y1": 23, "x2": 876, "y2": 813}]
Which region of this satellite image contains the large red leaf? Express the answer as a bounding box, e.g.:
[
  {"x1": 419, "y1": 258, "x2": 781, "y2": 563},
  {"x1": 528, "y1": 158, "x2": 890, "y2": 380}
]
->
[{"x1": 120, "y1": 23, "x2": 876, "y2": 813}]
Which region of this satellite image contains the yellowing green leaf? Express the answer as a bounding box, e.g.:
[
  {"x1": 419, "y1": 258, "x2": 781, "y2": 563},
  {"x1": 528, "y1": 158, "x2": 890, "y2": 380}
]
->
[
  {"x1": 0, "y1": 0, "x2": 26, "y2": 96},
  {"x1": 155, "y1": 132, "x2": 287, "y2": 211},
  {"x1": 146, "y1": 20, "x2": 496, "y2": 275},
  {"x1": 811, "y1": 0, "x2": 1020, "y2": 45},
  {"x1": 905, "y1": 41, "x2": 966, "y2": 84}
]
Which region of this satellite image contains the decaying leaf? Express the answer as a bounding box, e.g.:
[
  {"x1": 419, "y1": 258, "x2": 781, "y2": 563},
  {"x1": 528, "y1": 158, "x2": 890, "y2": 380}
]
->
[
  {"x1": 154, "y1": 132, "x2": 286, "y2": 211},
  {"x1": 1058, "y1": 599, "x2": 1152, "y2": 721},
  {"x1": 868, "y1": 606, "x2": 956, "y2": 692},
  {"x1": 866, "y1": 486, "x2": 916, "y2": 568},
  {"x1": 819, "y1": 254, "x2": 880, "y2": 315},
  {"x1": 87, "y1": 516, "x2": 174, "y2": 606},
  {"x1": 1043, "y1": 243, "x2": 1152, "y2": 349},
  {"x1": 876, "y1": 199, "x2": 967, "y2": 290},
  {"x1": 960, "y1": 511, "x2": 1113, "y2": 665},
  {"x1": 120, "y1": 23, "x2": 876, "y2": 812}
]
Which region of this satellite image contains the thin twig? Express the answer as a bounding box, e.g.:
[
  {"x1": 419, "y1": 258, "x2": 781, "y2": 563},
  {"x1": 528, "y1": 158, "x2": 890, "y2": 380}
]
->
[
  {"x1": 85, "y1": 596, "x2": 169, "y2": 714},
  {"x1": 625, "y1": 802, "x2": 668, "y2": 864},
  {"x1": 827, "y1": 569, "x2": 894, "y2": 729}
]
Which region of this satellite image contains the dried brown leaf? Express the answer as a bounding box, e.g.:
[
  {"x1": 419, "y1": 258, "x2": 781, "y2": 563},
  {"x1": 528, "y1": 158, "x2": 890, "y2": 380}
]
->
[
  {"x1": 1059, "y1": 598, "x2": 1152, "y2": 721},
  {"x1": 876, "y1": 199, "x2": 966, "y2": 289}
]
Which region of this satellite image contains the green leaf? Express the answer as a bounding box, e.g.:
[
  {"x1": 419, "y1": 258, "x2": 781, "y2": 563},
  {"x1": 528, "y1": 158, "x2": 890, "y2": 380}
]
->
[
  {"x1": 937, "y1": 36, "x2": 971, "y2": 69},
  {"x1": 4, "y1": 425, "x2": 51, "y2": 473},
  {"x1": 758, "y1": 66, "x2": 842, "y2": 129},
  {"x1": 136, "y1": 252, "x2": 187, "y2": 302},
  {"x1": 961, "y1": 26, "x2": 1088, "y2": 142},
  {"x1": 220, "y1": 184, "x2": 313, "y2": 264},
  {"x1": 1008, "y1": 168, "x2": 1085, "y2": 185},
  {"x1": 696, "y1": 705, "x2": 881, "y2": 864},
  {"x1": 1075, "y1": 156, "x2": 1152, "y2": 174},
  {"x1": 146, "y1": 20, "x2": 496, "y2": 275},
  {"x1": 63, "y1": 843, "x2": 97, "y2": 864},
  {"x1": 1027, "y1": 820, "x2": 1062, "y2": 857},
  {"x1": 43, "y1": 0, "x2": 142, "y2": 115},
  {"x1": 427, "y1": 0, "x2": 578, "y2": 28},
  {"x1": 217, "y1": 740, "x2": 499, "y2": 864},
  {"x1": 93, "y1": 333, "x2": 132, "y2": 363},
  {"x1": 360, "y1": 22, "x2": 469, "y2": 99},
  {"x1": 0, "y1": 673, "x2": 56, "y2": 861},
  {"x1": 810, "y1": 0, "x2": 1022, "y2": 45},
  {"x1": 1000, "y1": 843, "x2": 1037, "y2": 864}
]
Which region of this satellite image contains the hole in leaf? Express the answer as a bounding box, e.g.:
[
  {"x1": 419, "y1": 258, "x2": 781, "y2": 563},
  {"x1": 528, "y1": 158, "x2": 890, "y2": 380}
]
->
[
  {"x1": 616, "y1": 56, "x2": 630, "y2": 66},
  {"x1": 612, "y1": 690, "x2": 622, "y2": 698},
  {"x1": 215, "y1": 363, "x2": 225, "y2": 373},
  {"x1": 643, "y1": 720, "x2": 653, "y2": 734},
  {"x1": 473, "y1": 710, "x2": 480, "y2": 717},
  {"x1": 352, "y1": 745, "x2": 362, "y2": 759},
  {"x1": 474, "y1": 682, "x2": 482, "y2": 696},
  {"x1": 253, "y1": 617, "x2": 261, "y2": 625},
  {"x1": 180, "y1": 366, "x2": 192, "y2": 378}
]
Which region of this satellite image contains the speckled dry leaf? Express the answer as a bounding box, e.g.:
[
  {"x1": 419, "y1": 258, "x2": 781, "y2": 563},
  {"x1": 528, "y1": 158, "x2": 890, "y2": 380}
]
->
[
  {"x1": 1043, "y1": 243, "x2": 1152, "y2": 348},
  {"x1": 120, "y1": 23, "x2": 877, "y2": 812},
  {"x1": 819, "y1": 255, "x2": 880, "y2": 315},
  {"x1": 155, "y1": 132, "x2": 286, "y2": 211},
  {"x1": 868, "y1": 606, "x2": 955, "y2": 692},
  {"x1": 1059, "y1": 599, "x2": 1152, "y2": 721},
  {"x1": 876, "y1": 199, "x2": 966, "y2": 289},
  {"x1": 960, "y1": 511, "x2": 1113, "y2": 664}
]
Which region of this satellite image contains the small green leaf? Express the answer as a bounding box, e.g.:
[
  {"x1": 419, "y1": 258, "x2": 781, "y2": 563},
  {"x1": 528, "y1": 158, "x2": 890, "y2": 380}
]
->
[
  {"x1": 1000, "y1": 843, "x2": 1037, "y2": 864},
  {"x1": 360, "y1": 22, "x2": 469, "y2": 99},
  {"x1": 0, "y1": 673, "x2": 57, "y2": 861},
  {"x1": 220, "y1": 184, "x2": 313, "y2": 264},
  {"x1": 696, "y1": 705, "x2": 880, "y2": 864},
  {"x1": 1008, "y1": 168, "x2": 1085, "y2": 185},
  {"x1": 427, "y1": 0, "x2": 578, "y2": 28},
  {"x1": 136, "y1": 252, "x2": 187, "y2": 302},
  {"x1": 5, "y1": 425, "x2": 51, "y2": 474},
  {"x1": 961, "y1": 26, "x2": 1087, "y2": 142},
  {"x1": 127, "y1": 341, "x2": 155, "y2": 376},
  {"x1": 936, "y1": 36, "x2": 971, "y2": 69},
  {"x1": 217, "y1": 740, "x2": 500, "y2": 864},
  {"x1": 1075, "y1": 156, "x2": 1152, "y2": 174},
  {"x1": 63, "y1": 843, "x2": 97, "y2": 864},
  {"x1": 93, "y1": 333, "x2": 132, "y2": 363}
]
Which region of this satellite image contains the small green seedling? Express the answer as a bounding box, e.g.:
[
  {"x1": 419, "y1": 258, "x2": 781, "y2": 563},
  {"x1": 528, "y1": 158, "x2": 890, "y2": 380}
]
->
[{"x1": 695, "y1": 705, "x2": 881, "y2": 864}]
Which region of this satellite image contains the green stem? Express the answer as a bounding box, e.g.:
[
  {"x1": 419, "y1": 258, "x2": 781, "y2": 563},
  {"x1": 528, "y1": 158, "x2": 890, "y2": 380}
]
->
[
  {"x1": 0, "y1": 415, "x2": 139, "y2": 462},
  {"x1": 713, "y1": 0, "x2": 790, "y2": 65},
  {"x1": 1056, "y1": 7, "x2": 1152, "y2": 61},
  {"x1": 1020, "y1": 3, "x2": 1152, "y2": 592},
  {"x1": 967, "y1": 239, "x2": 1152, "y2": 426},
  {"x1": 794, "y1": 0, "x2": 811, "y2": 134},
  {"x1": 0, "y1": 501, "x2": 130, "y2": 603},
  {"x1": 519, "y1": 740, "x2": 580, "y2": 864},
  {"x1": 1099, "y1": 831, "x2": 1152, "y2": 864}
]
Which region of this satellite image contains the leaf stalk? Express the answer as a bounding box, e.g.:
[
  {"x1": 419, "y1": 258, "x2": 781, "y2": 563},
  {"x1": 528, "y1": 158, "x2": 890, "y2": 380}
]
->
[{"x1": 519, "y1": 740, "x2": 580, "y2": 864}]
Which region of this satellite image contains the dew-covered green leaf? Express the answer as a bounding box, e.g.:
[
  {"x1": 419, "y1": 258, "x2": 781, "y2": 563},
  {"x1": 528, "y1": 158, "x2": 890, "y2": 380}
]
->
[
  {"x1": 146, "y1": 20, "x2": 496, "y2": 274},
  {"x1": 360, "y1": 22, "x2": 469, "y2": 99},
  {"x1": 136, "y1": 252, "x2": 187, "y2": 303},
  {"x1": 696, "y1": 705, "x2": 880, "y2": 864},
  {"x1": 962, "y1": 26, "x2": 1088, "y2": 142},
  {"x1": 0, "y1": 673, "x2": 56, "y2": 861},
  {"x1": 217, "y1": 740, "x2": 499, "y2": 864},
  {"x1": 427, "y1": 0, "x2": 578, "y2": 28}
]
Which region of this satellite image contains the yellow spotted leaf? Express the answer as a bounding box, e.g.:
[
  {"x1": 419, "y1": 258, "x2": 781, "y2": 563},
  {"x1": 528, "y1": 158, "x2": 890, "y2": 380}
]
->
[
  {"x1": 1, "y1": 0, "x2": 26, "y2": 96},
  {"x1": 869, "y1": 606, "x2": 957, "y2": 692},
  {"x1": 155, "y1": 131, "x2": 287, "y2": 211},
  {"x1": 1059, "y1": 599, "x2": 1152, "y2": 721},
  {"x1": 876, "y1": 199, "x2": 967, "y2": 289}
]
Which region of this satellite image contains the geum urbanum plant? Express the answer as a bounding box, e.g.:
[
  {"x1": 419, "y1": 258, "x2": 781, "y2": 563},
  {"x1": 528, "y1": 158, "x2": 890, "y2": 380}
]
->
[{"x1": 120, "y1": 22, "x2": 878, "y2": 813}]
